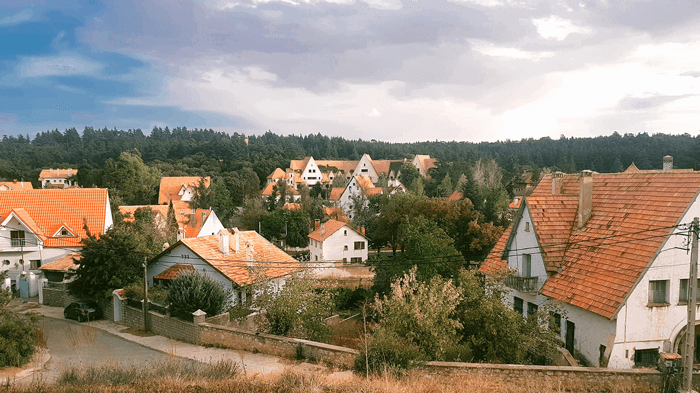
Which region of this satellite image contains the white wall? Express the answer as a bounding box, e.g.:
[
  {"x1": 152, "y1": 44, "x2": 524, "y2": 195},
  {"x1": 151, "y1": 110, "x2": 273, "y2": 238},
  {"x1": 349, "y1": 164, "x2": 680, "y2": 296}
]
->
[
  {"x1": 197, "y1": 211, "x2": 225, "y2": 237},
  {"x1": 301, "y1": 158, "x2": 322, "y2": 185},
  {"x1": 506, "y1": 207, "x2": 547, "y2": 290},
  {"x1": 354, "y1": 154, "x2": 378, "y2": 183},
  {"x1": 319, "y1": 227, "x2": 367, "y2": 262}
]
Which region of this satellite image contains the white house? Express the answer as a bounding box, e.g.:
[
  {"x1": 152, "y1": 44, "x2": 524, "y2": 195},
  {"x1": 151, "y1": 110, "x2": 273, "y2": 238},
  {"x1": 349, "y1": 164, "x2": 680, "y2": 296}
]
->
[
  {"x1": 308, "y1": 219, "x2": 368, "y2": 263},
  {"x1": 147, "y1": 229, "x2": 300, "y2": 306},
  {"x1": 158, "y1": 176, "x2": 210, "y2": 205},
  {"x1": 39, "y1": 168, "x2": 77, "y2": 189},
  {"x1": 119, "y1": 201, "x2": 225, "y2": 240},
  {"x1": 335, "y1": 176, "x2": 383, "y2": 220},
  {"x1": 481, "y1": 159, "x2": 700, "y2": 368},
  {"x1": 0, "y1": 189, "x2": 112, "y2": 294},
  {"x1": 0, "y1": 181, "x2": 33, "y2": 191}
]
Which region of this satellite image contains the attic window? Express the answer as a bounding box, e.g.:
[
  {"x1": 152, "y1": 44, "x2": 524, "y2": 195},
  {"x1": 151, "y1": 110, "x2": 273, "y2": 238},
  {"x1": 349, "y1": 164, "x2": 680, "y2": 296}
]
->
[
  {"x1": 648, "y1": 280, "x2": 669, "y2": 306},
  {"x1": 524, "y1": 222, "x2": 530, "y2": 232},
  {"x1": 54, "y1": 227, "x2": 75, "y2": 237}
]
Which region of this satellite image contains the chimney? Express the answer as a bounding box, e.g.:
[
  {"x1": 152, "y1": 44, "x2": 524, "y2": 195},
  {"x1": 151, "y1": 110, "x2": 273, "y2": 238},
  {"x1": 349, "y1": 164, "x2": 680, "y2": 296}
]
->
[
  {"x1": 578, "y1": 170, "x2": 593, "y2": 229},
  {"x1": 218, "y1": 229, "x2": 229, "y2": 256},
  {"x1": 315, "y1": 219, "x2": 320, "y2": 231},
  {"x1": 246, "y1": 241, "x2": 254, "y2": 266},
  {"x1": 162, "y1": 242, "x2": 169, "y2": 251},
  {"x1": 56, "y1": 169, "x2": 60, "y2": 177},
  {"x1": 552, "y1": 172, "x2": 565, "y2": 195},
  {"x1": 189, "y1": 212, "x2": 196, "y2": 227},
  {"x1": 320, "y1": 222, "x2": 325, "y2": 236},
  {"x1": 67, "y1": 168, "x2": 72, "y2": 176},
  {"x1": 201, "y1": 211, "x2": 207, "y2": 224},
  {"x1": 177, "y1": 228, "x2": 185, "y2": 242},
  {"x1": 361, "y1": 226, "x2": 366, "y2": 236},
  {"x1": 232, "y1": 228, "x2": 240, "y2": 253},
  {"x1": 663, "y1": 155, "x2": 673, "y2": 172}
]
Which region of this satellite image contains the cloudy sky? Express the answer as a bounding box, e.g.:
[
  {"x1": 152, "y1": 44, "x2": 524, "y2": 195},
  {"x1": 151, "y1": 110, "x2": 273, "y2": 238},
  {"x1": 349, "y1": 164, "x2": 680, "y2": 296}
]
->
[{"x1": 2, "y1": 0, "x2": 700, "y2": 143}]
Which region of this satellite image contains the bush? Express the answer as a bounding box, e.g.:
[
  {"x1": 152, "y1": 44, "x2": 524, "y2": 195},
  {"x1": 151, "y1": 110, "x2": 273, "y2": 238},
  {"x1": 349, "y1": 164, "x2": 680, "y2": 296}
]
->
[
  {"x1": 167, "y1": 270, "x2": 231, "y2": 317},
  {"x1": 0, "y1": 290, "x2": 37, "y2": 367},
  {"x1": 354, "y1": 326, "x2": 424, "y2": 376},
  {"x1": 329, "y1": 287, "x2": 374, "y2": 312},
  {"x1": 124, "y1": 281, "x2": 169, "y2": 304}
]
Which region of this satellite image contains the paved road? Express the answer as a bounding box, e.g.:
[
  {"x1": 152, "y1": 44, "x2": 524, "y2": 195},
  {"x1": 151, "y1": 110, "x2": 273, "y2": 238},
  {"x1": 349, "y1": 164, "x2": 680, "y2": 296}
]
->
[{"x1": 29, "y1": 316, "x2": 194, "y2": 384}]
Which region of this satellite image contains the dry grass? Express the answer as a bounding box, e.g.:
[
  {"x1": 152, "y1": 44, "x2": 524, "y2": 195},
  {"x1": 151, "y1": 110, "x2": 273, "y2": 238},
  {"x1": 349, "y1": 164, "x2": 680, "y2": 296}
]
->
[{"x1": 0, "y1": 366, "x2": 661, "y2": 393}]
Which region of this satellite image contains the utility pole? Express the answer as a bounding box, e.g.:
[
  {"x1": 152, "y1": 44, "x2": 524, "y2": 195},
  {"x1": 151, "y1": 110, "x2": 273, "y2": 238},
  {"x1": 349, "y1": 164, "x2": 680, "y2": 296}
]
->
[
  {"x1": 683, "y1": 217, "x2": 699, "y2": 392},
  {"x1": 143, "y1": 257, "x2": 150, "y2": 333}
]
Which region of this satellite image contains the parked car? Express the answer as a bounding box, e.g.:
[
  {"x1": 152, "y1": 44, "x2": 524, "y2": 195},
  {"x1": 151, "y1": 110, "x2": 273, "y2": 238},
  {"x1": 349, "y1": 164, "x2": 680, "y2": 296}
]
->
[{"x1": 64, "y1": 301, "x2": 102, "y2": 322}]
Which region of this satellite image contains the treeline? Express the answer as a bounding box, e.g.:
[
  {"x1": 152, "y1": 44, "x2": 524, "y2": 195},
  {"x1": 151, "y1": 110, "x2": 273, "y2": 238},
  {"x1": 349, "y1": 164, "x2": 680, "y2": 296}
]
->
[{"x1": 2, "y1": 126, "x2": 699, "y2": 193}]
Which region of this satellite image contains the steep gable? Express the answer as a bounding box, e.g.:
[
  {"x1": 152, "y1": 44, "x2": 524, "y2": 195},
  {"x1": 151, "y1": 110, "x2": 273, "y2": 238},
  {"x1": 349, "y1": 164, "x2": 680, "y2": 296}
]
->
[{"x1": 158, "y1": 176, "x2": 210, "y2": 205}]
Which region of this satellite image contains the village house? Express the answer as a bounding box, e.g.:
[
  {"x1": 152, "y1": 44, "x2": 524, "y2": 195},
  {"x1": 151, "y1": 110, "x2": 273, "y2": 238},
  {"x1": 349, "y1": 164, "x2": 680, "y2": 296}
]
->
[
  {"x1": 308, "y1": 219, "x2": 368, "y2": 263},
  {"x1": 0, "y1": 181, "x2": 33, "y2": 191},
  {"x1": 481, "y1": 156, "x2": 700, "y2": 369},
  {"x1": 260, "y1": 181, "x2": 301, "y2": 203},
  {"x1": 147, "y1": 229, "x2": 299, "y2": 306},
  {"x1": 157, "y1": 176, "x2": 210, "y2": 205},
  {"x1": 119, "y1": 201, "x2": 225, "y2": 240},
  {"x1": 39, "y1": 168, "x2": 77, "y2": 189},
  {"x1": 330, "y1": 175, "x2": 407, "y2": 219},
  {"x1": 0, "y1": 189, "x2": 112, "y2": 294}
]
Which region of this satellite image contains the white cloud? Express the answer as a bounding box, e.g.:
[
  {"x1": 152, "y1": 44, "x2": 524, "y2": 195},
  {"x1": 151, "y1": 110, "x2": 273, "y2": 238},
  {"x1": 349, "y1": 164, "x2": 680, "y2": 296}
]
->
[
  {"x1": 532, "y1": 15, "x2": 591, "y2": 41},
  {"x1": 470, "y1": 41, "x2": 555, "y2": 61},
  {"x1": 0, "y1": 8, "x2": 33, "y2": 26},
  {"x1": 17, "y1": 54, "x2": 104, "y2": 78}
]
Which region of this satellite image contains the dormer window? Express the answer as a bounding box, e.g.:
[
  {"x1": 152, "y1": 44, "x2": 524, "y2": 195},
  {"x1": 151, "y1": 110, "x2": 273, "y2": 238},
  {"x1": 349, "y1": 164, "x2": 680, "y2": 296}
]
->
[
  {"x1": 53, "y1": 226, "x2": 75, "y2": 238},
  {"x1": 524, "y1": 222, "x2": 530, "y2": 232}
]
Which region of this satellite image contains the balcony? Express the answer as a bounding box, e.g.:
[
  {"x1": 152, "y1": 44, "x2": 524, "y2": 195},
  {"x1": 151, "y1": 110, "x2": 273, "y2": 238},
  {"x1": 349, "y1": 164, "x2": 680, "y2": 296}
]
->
[
  {"x1": 505, "y1": 275, "x2": 539, "y2": 293},
  {"x1": 11, "y1": 238, "x2": 26, "y2": 248}
]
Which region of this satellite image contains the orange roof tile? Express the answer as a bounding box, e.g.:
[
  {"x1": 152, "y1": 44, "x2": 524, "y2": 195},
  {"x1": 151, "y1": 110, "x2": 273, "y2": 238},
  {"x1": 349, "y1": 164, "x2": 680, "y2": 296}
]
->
[
  {"x1": 154, "y1": 263, "x2": 195, "y2": 280},
  {"x1": 355, "y1": 176, "x2": 375, "y2": 191},
  {"x1": 448, "y1": 190, "x2": 463, "y2": 201},
  {"x1": 282, "y1": 203, "x2": 301, "y2": 210},
  {"x1": 158, "y1": 176, "x2": 210, "y2": 204},
  {"x1": 329, "y1": 187, "x2": 344, "y2": 201},
  {"x1": 308, "y1": 219, "x2": 353, "y2": 242},
  {"x1": 0, "y1": 182, "x2": 33, "y2": 191},
  {"x1": 0, "y1": 189, "x2": 109, "y2": 248},
  {"x1": 170, "y1": 230, "x2": 300, "y2": 286},
  {"x1": 323, "y1": 206, "x2": 350, "y2": 222},
  {"x1": 261, "y1": 182, "x2": 299, "y2": 197},
  {"x1": 480, "y1": 224, "x2": 511, "y2": 275},
  {"x1": 267, "y1": 168, "x2": 286, "y2": 180},
  {"x1": 119, "y1": 202, "x2": 212, "y2": 239},
  {"x1": 485, "y1": 171, "x2": 700, "y2": 319},
  {"x1": 38, "y1": 168, "x2": 77, "y2": 180},
  {"x1": 39, "y1": 252, "x2": 81, "y2": 272}
]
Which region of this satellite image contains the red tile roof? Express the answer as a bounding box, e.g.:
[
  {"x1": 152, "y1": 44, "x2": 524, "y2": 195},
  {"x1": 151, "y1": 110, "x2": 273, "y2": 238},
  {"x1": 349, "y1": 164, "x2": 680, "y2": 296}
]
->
[
  {"x1": 308, "y1": 219, "x2": 351, "y2": 242},
  {"x1": 267, "y1": 168, "x2": 286, "y2": 180},
  {"x1": 0, "y1": 189, "x2": 110, "y2": 248},
  {"x1": 39, "y1": 252, "x2": 81, "y2": 272},
  {"x1": 174, "y1": 229, "x2": 300, "y2": 285},
  {"x1": 323, "y1": 206, "x2": 350, "y2": 222},
  {"x1": 39, "y1": 168, "x2": 76, "y2": 180},
  {"x1": 261, "y1": 182, "x2": 299, "y2": 197},
  {"x1": 0, "y1": 182, "x2": 33, "y2": 191},
  {"x1": 482, "y1": 171, "x2": 700, "y2": 319},
  {"x1": 447, "y1": 190, "x2": 462, "y2": 201},
  {"x1": 154, "y1": 263, "x2": 195, "y2": 280},
  {"x1": 329, "y1": 187, "x2": 344, "y2": 201},
  {"x1": 158, "y1": 176, "x2": 210, "y2": 204},
  {"x1": 282, "y1": 203, "x2": 301, "y2": 210},
  {"x1": 119, "y1": 201, "x2": 213, "y2": 239}
]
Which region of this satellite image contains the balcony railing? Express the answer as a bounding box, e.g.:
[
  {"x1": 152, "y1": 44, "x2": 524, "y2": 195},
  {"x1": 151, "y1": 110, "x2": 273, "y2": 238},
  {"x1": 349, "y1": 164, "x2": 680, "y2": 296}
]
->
[
  {"x1": 11, "y1": 239, "x2": 26, "y2": 247},
  {"x1": 505, "y1": 276, "x2": 539, "y2": 293}
]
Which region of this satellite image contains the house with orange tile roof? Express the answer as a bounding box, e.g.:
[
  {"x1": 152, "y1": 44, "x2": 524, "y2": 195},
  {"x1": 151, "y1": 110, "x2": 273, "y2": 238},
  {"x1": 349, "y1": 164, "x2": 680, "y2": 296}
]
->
[
  {"x1": 308, "y1": 219, "x2": 367, "y2": 263},
  {"x1": 119, "y1": 201, "x2": 224, "y2": 240},
  {"x1": 481, "y1": 159, "x2": 700, "y2": 369},
  {"x1": 38, "y1": 252, "x2": 80, "y2": 283},
  {"x1": 412, "y1": 155, "x2": 437, "y2": 179},
  {"x1": 0, "y1": 189, "x2": 112, "y2": 294},
  {"x1": 260, "y1": 181, "x2": 301, "y2": 203},
  {"x1": 147, "y1": 229, "x2": 300, "y2": 306},
  {"x1": 157, "y1": 176, "x2": 210, "y2": 205},
  {"x1": 39, "y1": 168, "x2": 77, "y2": 189},
  {"x1": 0, "y1": 181, "x2": 33, "y2": 191}
]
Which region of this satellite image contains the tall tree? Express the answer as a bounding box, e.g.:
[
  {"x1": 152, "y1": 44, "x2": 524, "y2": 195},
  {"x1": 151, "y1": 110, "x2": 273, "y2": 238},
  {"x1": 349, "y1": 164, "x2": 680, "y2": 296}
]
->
[{"x1": 102, "y1": 149, "x2": 161, "y2": 205}]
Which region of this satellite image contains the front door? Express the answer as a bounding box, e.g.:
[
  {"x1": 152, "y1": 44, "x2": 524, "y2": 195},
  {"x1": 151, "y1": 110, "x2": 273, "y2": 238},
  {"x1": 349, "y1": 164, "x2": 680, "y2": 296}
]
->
[{"x1": 566, "y1": 320, "x2": 575, "y2": 355}]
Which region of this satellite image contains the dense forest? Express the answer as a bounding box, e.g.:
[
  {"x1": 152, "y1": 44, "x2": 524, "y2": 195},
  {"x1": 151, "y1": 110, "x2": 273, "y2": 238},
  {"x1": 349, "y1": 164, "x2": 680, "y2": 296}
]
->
[{"x1": 2, "y1": 126, "x2": 699, "y2": 199}]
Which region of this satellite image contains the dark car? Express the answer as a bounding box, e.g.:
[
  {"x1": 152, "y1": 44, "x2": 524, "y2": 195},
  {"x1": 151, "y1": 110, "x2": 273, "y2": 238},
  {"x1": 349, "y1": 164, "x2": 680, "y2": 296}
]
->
[{"x1": 64, "y1": 301, "x2": 102, "y2": 322}]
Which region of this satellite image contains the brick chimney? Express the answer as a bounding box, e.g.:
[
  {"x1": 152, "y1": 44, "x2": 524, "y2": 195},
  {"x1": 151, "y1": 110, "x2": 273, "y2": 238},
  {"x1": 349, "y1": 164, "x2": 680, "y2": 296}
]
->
[
  {"x1": 663, "y1": 155, "x2": 673, "y2": 172},
  {"x1": 232, "y1": 228, "x2": 240, "y2": 253},
  {"x1": 552, "y1": 172, "x2": 565, "y2": 195},
  {"x1": 315, "y1": 219, "x2": 320, "y2": 231},
  {"x1": 361, "y1": 227, "x2": 366, "y2": 236},
  {"x1": 177, "y1": 228, "x2": 185, "y2": 242},
  {"x1": 218, "y1": 229, "x2": 229, "y2": 256},
  {"x1": 578, "y1": 170, "x2": 593, "y2": 229},
  {"x1": 320, "y1": 222, "x2": 325, "y2": 236},
  {"x1": 246, "y1": 241, "x2": 255, "y2": 266}
]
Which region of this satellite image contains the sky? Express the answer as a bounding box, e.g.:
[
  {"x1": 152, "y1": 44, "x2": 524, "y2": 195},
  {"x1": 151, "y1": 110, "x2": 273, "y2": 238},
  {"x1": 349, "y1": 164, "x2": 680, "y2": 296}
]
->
[{"x1": 1, "y1": 0, "x2": 700, "y2": 143}]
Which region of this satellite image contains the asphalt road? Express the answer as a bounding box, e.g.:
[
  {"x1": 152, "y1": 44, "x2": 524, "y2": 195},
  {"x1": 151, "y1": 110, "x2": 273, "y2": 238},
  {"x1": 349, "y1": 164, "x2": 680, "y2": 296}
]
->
[{"x1": 29, "y1": 316, "x2": 196, "y2": 384}]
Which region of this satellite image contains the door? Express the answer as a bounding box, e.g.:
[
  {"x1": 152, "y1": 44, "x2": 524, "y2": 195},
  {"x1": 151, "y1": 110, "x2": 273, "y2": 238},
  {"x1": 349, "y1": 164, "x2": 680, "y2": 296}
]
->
[{"x1": 566, "y1": 320, "x2": 575, "y2": 355}]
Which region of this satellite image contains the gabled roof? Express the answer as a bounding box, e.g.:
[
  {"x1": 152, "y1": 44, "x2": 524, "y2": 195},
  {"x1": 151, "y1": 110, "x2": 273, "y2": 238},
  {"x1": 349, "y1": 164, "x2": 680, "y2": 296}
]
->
[
  {"x1": 119, "y1": 201, "x2": 214, "y2": 239},
  {"x1": 447, "y1": 190, "x2": 463, "y2": 201},
  {"x1": 323, "y1": 206, "x2": 350, "y2": 223},
  {"x1": 414, "y1": 155, "x2": 437, "y2": 173},
  {"x1": 482, "y1": 171, "x2": 700, "y2": 319},
  {"x1": 39, "y1": 252, "x2": 81, "y2": 272},
  {"x1": 158, "y1": 176, "x2": 210, "y2": 204},
  {"x1": 0, "y1": 189, "x2": 109, "y2": 248},
  {"x1": 267, "y1": 168, "x2": 286, "y2": 180},
  {"x1": 154, "y1": 263, "x2": 195, "y2": 280},
  {"x1": 282, "y1": 203, "x2": 301, "y2": 210},
  {"x1": 0, "y1": 182, "x2": 33, "y2": 191},
  {"x1": 329, "y1": 187, "x2": 344, "y2": 201},
  {"x1": 308, "y1": 219, "x2": 364, "y2": 242},
  {"x1": 355, "y1": 176, "x2": 375, "y2": 191},
  {"x1": 261, "y1": 182, "x2": 299, "y2": 197},
  {"x1": 39, "y1": 168, "x2": 76, "y2": 180},
  {"x1": 157, "y1": 229, "x2": 299, "y2": 286}
]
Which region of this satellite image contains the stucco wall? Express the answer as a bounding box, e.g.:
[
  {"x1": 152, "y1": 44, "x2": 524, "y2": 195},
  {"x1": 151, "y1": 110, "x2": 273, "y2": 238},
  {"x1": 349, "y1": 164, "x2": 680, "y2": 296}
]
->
[
  {"x1": 320, "y1": 228, "x2": 367, "y2": 262},
  {"x1": 506, "y1": 207, "x2": 547, "y2": 288}
]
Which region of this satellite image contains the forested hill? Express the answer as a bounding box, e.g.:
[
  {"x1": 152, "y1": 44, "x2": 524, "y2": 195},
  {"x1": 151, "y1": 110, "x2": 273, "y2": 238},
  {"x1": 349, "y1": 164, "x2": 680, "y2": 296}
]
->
[{"x1": 2, "y1": 127, "x2": 700, "y2": 189}]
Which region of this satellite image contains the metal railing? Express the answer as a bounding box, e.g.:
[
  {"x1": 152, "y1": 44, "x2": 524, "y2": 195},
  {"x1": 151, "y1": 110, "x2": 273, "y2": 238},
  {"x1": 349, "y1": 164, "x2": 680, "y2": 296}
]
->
[
  {"x1": 504, "y1": 276, "x2": 539, "y2": 293},
  {"x1": 11, "y1": 239, "x2": 26, "y2": 247}
]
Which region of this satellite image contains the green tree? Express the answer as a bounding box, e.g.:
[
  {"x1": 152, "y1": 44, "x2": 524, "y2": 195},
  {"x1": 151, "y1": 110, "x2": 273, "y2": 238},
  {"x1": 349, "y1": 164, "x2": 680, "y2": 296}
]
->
[
  {"x1": 409, "y1": 176, "x2": 424, "y2": 196},
  {"x1": 437, "y1": 174, "x2": 454, "y2": 198},
  {"x1": 0, "y1": 289, "x2": 37, "y2": 367},
  {"x1": 399, "y1": 162, "x2": 419, "y2": 188},
  {"x1": 167, "y1": 270, "x2": 231, "y2": 318},
  {"x1": 166, "y1": 201, "x2": 178, "y2": 244},
  {"x1": 260, "y1": 209, "x2": 310, "y2": 248},
  {"x1": 102, "y1": 149, "x2": 161, "y2": 205}
]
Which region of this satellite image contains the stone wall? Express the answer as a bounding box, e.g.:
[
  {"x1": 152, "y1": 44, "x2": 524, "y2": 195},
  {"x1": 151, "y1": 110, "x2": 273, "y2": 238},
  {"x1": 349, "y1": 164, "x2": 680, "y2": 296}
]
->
[
  {"x1": 42, "y1": 287, "x2": 78, "y2": 308},
  {"x1": 204, "y1": 312, "x2": 230, "y2": 325}
]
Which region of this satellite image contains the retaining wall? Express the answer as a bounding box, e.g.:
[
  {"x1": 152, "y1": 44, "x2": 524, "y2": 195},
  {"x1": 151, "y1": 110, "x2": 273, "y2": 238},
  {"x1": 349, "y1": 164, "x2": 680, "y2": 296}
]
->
[{"x1": 42, "y1": 287, "x2": 78, "y2": 307}]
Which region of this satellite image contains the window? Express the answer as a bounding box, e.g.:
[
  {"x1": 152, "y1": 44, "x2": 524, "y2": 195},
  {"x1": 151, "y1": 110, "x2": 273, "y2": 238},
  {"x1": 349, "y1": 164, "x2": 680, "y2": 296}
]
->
[
  {"x1": 527, "y1": 302, "x2": 538, "y2": 316},
  {"x1": 30, "y1": 260, "x2": 41, "y2": 269},
  {"x1": 524, "y1": 222, "x2": 530, "y2": 232},
  {"x1": 351, "y1": 257, "x2": 362, "y2": 263},
  {"x1": 344, "y1": 230, "x2": 347, "y2": 236},
  {"x1": 634, "y1": 348, "x2": 659, "y2": 367},
  {"x1": 679, "y1": 279, "x2": 700, "y2": 303},
  {"x1": 648, "y1": 280, "x2": 669, "y2": 305},
  {"x1": 549, "y1": 312, "x2": 561, "y2": 333},
  {"x1": 354, "y1": 241, "x2": 365, "y2": 250},
  {"x1": 514, "y1": 297, "x2": 523, "y2": 316},
  {"x1": 522, "y1": 254, "x2": 532, "y2": 277},
  {"x1": 344, "y1": 245, "x2": 348, "y2": 251},
  {"x1": 10, "y1": 230, "x2": 25, "y2": 247},
  {"x1": 315, "y1": 255, "x2": 318, "y2": 261},
  {"x1": 343, "y1": 258, "x2": 347, "y2": 263},
  {"x1": 2, "y1": 260, "x2": 9, "y2": 266}
]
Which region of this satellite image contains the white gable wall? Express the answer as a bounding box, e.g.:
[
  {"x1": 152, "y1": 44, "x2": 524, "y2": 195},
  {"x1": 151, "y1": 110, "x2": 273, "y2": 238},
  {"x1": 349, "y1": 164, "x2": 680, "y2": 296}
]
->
[
  {"x1": 312, "y1": 227, "x2": 367, "y2": 262},
  {"x1": 506, "y1": 206, "x2": 547, "y2": 287},
  {"x1": 301, "y1": 158, "x2": 322, "y2": 185},
  {"x1": 607, "y1": 195, "x2": 700, "y2": 368},
  {"x1": 197, "y1": 211, "x2": 225, "y2": 237},
  {"x1": 354, "y1": 154, "x2": 378, "y2": 183}
]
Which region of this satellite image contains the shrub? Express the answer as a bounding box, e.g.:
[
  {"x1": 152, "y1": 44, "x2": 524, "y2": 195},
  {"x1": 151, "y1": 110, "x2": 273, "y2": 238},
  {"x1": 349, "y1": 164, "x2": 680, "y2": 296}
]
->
[
  {"x1": 0, "y1": 289, "x2": 37, "y2": 367},
  {"x1": 330, "y1": 287, "x2": 374, "y2": 311},
  {"x1": 354, "y1": 326, "x2": 424, "y2": 376},
  {"x1": 167, "y1": 270, "x2": 231, "y2": 317},
  {"x1": 124, "y1": 281, "x2": 169, "y2": 304}
]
